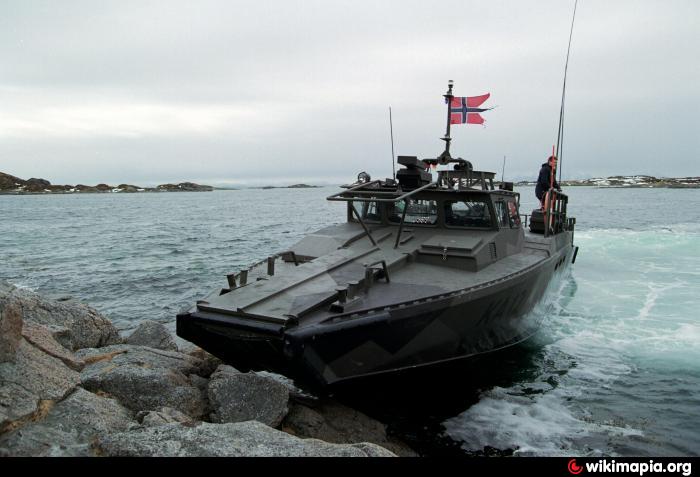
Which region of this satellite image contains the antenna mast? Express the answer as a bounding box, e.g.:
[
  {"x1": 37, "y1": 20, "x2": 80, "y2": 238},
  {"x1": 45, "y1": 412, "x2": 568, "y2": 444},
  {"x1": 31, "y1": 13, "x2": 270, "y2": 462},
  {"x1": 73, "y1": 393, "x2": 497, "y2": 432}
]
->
[
  {"x1": 501, "y1": 155, "x2": 506, "y2": 183},
  {"x1": 556, "y1": 0, "x2": 578, "y2": 183}
]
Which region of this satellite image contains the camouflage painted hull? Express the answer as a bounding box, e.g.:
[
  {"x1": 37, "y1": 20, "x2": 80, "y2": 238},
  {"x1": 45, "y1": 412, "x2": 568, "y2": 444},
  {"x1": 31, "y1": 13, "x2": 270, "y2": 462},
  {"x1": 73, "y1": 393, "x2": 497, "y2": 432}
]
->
[{"x1": 177, "y1": 230, "x2": 575, "y2": 390}]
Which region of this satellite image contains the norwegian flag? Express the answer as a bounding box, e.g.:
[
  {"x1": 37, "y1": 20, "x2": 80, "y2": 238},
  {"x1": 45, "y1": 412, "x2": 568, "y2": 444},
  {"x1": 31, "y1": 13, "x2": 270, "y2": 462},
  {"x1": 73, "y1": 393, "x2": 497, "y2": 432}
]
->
[{"x1": 448, "y1": 93, "x2": 491, "y2": 125}]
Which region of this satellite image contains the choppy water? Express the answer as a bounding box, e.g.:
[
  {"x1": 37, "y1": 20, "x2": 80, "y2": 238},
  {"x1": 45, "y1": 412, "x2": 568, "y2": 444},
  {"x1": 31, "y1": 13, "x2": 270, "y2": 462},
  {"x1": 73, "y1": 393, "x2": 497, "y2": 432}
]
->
[{"x1": 2, "y1": 186, "x2": 699, "y2": 456}]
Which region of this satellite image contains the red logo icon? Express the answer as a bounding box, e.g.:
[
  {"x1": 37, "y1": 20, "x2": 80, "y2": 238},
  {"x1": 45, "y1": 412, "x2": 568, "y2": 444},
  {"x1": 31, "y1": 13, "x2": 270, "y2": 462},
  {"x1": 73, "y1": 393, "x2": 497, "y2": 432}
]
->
[{"x1": 568, "y1": 459, "x2": 583, "y2": 475}]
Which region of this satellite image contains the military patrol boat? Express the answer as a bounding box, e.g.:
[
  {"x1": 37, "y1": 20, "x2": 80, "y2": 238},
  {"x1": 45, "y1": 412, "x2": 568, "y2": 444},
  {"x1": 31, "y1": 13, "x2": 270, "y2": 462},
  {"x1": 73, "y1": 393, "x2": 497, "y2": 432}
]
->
[{"x1": 177, "y1": 83, "x2": 578, "y2": 390}]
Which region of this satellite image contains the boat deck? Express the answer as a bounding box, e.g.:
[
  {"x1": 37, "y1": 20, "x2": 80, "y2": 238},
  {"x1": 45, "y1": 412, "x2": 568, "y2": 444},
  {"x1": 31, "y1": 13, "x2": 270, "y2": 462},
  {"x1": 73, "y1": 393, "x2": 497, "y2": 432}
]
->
[{"x1": 196, "y1": 223, "x2": 559, "y2": 327}]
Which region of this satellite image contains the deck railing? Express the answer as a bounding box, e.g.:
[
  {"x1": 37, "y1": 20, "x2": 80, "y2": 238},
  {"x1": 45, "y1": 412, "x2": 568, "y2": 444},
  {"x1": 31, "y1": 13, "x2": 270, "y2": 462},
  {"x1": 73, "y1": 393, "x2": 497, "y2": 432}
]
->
[{"x1": 543, "y1": 189, "x2": 569, "y2": 237}]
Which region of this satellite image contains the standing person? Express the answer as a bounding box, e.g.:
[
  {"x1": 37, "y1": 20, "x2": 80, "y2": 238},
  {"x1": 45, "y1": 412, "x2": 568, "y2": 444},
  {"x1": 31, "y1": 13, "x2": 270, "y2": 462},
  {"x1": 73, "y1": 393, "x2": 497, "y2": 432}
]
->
[{"x1": 535, "y1": 155, "x2": 561, "y2": 210}]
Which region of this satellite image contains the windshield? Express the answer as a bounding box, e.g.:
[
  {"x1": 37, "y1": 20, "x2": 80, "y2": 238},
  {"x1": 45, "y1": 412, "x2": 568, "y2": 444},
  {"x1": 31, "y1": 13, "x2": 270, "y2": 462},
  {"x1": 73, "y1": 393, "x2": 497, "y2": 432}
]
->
[
  {"x1": 350, "y1": 200, "x2": 381, "y2": 223},
  {"x1": 388, "y1": 199, "x2": 438, "y2": 226},
  {"x1": 444, "y1": 199, "x2": 493, "y2": 228}
]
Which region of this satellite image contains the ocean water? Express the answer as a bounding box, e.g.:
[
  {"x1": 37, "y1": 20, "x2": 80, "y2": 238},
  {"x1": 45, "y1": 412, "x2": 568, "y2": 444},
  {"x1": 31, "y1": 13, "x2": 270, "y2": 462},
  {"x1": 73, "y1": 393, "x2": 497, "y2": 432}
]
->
[{"x1": 2, "y1": 186, "x2": 699, "y2": 456}]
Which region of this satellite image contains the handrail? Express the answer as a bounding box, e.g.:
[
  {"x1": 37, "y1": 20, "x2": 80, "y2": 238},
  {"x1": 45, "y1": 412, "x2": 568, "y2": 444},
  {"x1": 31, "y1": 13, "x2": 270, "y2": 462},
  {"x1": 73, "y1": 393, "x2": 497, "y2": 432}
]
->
[
  {"x1": 437, "y1": 169, "x2": 496, "y2": 191},
  {"x1": 543, "y1": 188, "x2": 569, "y2": 237},
  {"x1": 326, "y1": 181, "x2": 438, "y2": 204}
]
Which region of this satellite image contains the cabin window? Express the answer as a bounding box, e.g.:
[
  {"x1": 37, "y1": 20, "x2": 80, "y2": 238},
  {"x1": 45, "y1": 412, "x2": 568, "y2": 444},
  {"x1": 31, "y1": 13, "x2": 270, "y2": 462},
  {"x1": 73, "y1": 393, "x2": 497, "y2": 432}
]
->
[
  {"x1": 507, "y1": 199, "x2": 521, "y2": 228},
  {"x1": 494, "y1": 200, "x2": 509, "y2": 228},
  {"x1": 350, "y1": 200, "x2": 381, "y2": 223},
  {"x1": 388, "y1": 199, "x2": 438, "y2": 225},
  {"x1": 444, "y1": 199, "x2": 493, "y2": 228}
]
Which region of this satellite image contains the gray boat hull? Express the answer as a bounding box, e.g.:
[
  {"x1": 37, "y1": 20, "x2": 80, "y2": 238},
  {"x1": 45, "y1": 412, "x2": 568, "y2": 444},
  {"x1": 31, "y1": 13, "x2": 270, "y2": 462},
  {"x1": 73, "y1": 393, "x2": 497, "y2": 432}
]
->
[{"x1": 177, "y1": 232, "x2": 574, "y2": 390}]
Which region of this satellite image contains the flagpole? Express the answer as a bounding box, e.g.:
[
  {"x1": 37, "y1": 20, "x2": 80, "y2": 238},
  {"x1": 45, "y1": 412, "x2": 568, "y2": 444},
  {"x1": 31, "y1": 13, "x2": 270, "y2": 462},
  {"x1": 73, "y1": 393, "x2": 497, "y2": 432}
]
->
[
  {"x1": 389, "y1": 107, "x2": 396, "y2": 180},
  {"x1": 439, "y1": 80, "x2": 454, "y2": 164}
]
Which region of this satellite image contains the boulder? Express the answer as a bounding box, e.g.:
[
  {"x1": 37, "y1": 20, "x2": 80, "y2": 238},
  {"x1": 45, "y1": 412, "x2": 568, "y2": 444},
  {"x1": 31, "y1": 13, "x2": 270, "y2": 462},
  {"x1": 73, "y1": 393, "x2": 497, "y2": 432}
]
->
[
  {"x1": 188, "y1": 374, "x2": 209, "y2": 393},
  {"x1": 0, "y1": 427, "x2": 91, "y2": 457},
  {"x1": 76, "y1": 344, "x2": 207, "y2": 377},
  {"x1": 208, "y1": 365, "x2": 289, "y2": 427},
  {"x1": 254, "y1": 370, "x2": 319, "y2": 405},
  {"x1": 0, "y1": 295, "x2": 22, "y2": 363},
  {"x1": 173, "y1": 336, "x2": 223, "y2": 377},
  {"x1": 78, "y1": 345, "x2": 209, "y2": 418},
  {"x1": 94, "y1": 421, "x2": 396, "y2": 457},
  {"x1": 81, "y1": 363, "x2": 206, "y2": 419},
  {"x1": 282, "y1": 401, "x2": 417, "y2": 457},
  {"x1": 0, "y1": 282, "x2": 121, "y2": 351},
  {"x1": 0, "y1": 340, "x2": 80, "y2": 433},
  {"x1": 21, "y1": 322, "x2": 84, "y2": 371},
  {"x1": 125, "y1": 320, "x2": 178, "y2": 351},
  {"x1": 0, "y1": 388, "x2": 134, "y2": 456},
  {"x1": 183, "y1": 347, "x2": 221, "y2": 378}
]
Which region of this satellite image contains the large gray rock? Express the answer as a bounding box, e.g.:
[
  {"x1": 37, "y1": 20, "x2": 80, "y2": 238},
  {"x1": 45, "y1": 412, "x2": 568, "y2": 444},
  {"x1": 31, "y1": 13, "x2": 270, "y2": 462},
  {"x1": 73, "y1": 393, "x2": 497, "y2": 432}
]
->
[
  {"x1": 81, "y1": 364, "x2": 206, "y2": 419},
  {"x1": 184, "y1": 347, "x2": 222, "y2": 378},
  {"x1": 208, "y1": 365, "x2": 289, "y2": 427},
  {"x1": 21, "y1": 322, "x2": 84, "y2": 371},
  {"x1": 77, "y1": 344, "x2": 210, "y2": 418},
  {"x1": 0, "y1": 388, "x2": 134, "y2": 456},
  {"x1": 0, "y1": 282, "x2": 121, "y2": 351},
  {"x1": 0, "y1": 427, "x2": 91, "y2": 457},
  {"x1": 125, "y1": 320, "x2": 178, "y2": 351},
  {"x1": 255, "y1": 370, "x2": 320, "y2": 405},
  {"x1": 173, "y1": 336, "x2": 223, "y2": 378},
  {"x1": 0, "y1": 339, "x2": 80, "y2": 433},
  {"x1": 282, "y1": 401, "x2": 417, "y2": 457},
  {"x1": 76, "y1": 344, "x2": 207, "y2": 377},
  {"x1": 94, "y1": 421, "x2": 396, "y2": 457},
  {"x1": 0, "y1": 295, "x2": 22, "y2": 363}
]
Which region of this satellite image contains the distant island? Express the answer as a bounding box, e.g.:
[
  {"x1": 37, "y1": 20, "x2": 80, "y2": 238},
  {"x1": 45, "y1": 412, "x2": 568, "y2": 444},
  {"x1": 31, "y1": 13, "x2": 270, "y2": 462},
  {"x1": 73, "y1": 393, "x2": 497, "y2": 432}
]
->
[
  {"x1": 515, "y1": 175, "x2": 700, "y2": 189},
  {"x1": 257, "y1": 184, "x2": 321, "y2": 190},
  {"x1": 0, "y1": 172, "x2": 214, "y2": 194}
]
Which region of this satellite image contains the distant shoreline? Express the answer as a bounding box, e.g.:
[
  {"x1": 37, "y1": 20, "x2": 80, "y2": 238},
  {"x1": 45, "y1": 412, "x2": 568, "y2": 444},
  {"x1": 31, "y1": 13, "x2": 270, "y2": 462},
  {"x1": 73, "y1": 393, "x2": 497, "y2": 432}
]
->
[
  {"x1": 254, "y1": 184, "x2": 321, "y2": 190},
  {"x1": 514, "y1": 175, "x2": 700, "y2": 189},
  {"x1": 4, "y1": 168, "x2": 699, "y2": 195},
  {"x1": 1, "y1": 171, "x2": 214, "y2": 195},
  {"x1": 0, "y1": 171, "x2": 334, "y2": 195}
]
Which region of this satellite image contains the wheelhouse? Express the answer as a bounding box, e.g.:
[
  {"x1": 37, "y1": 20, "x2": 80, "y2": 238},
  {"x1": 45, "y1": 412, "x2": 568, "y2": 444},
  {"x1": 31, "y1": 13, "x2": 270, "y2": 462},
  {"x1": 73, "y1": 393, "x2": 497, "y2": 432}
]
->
[
  {"x1": 328, "y1": 155, "x2": 524, "y2": 250},
  {"x1": 329, "y1": 154, "x2": 569, "y2": 241},
  {"x1": 344, "y1": 190, "x2": 522, "y2": 231}
]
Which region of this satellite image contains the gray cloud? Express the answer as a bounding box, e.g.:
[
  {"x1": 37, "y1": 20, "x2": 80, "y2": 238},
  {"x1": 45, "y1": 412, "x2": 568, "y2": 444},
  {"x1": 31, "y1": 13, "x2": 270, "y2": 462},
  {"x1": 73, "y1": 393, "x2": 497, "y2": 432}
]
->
[{"x1": 1, "y1": 0, "x2": 698, "y2": 185}]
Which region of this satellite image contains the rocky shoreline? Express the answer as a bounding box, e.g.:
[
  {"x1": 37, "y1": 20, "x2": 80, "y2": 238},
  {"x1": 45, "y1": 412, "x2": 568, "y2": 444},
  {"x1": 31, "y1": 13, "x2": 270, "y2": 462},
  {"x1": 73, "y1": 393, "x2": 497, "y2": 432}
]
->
[
  {"x1": 0, "y1": 282, "x2": 415, "y2": 457},
  {"x1": 515, "y1": 175, "x2": 700, "y2": 188},
  {"x1": 0, "y1": 172, "x2": 213, "y2": 195}
]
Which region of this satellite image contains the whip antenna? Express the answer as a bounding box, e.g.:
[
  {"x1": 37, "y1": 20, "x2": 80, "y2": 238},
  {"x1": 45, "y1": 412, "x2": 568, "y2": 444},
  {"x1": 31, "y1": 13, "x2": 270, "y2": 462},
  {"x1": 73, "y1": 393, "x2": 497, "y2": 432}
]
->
[
  {"x1": 556, "y1": 0, "x2": 578, "y2": 183},
  {"x1": 501, "y1": 155, "x2": 506, "y2": 183}
]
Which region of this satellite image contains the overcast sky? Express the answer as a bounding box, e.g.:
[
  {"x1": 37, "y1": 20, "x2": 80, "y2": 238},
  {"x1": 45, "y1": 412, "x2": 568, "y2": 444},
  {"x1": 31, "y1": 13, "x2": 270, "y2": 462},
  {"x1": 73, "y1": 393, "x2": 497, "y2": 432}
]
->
[{"x1": 1, "y1": 0, "x2": 698, "y2": 186}]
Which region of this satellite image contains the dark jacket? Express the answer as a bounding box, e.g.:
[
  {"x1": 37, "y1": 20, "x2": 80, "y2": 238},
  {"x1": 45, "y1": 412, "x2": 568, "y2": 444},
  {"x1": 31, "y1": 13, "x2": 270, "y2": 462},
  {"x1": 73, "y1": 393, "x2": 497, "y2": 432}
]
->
[{"x1": 535, "y1": 162, "x2": 560, "y2": 200}]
